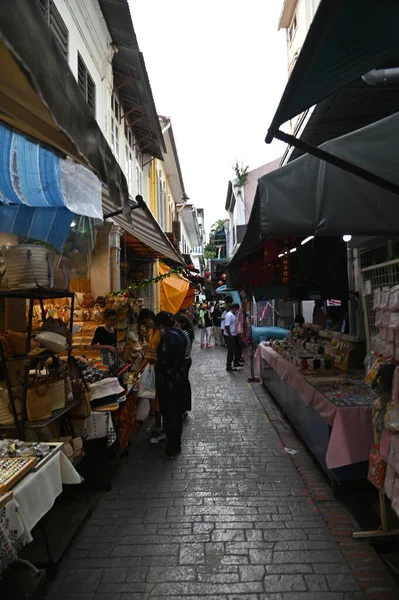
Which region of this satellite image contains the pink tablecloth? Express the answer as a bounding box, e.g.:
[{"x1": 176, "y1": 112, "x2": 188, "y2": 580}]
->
[{"x1": 256, "y1": 344, "x2": 373, "y2": 469}]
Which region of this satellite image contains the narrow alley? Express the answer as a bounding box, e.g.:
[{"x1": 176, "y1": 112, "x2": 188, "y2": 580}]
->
[{"x1": 45, "y1": 342, "x2": 379, "y2": 600}]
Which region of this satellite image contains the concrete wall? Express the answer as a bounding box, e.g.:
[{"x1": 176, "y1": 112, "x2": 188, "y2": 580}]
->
[{"x1": 243, "y1": 158, "x2": 281, "y2": 221}]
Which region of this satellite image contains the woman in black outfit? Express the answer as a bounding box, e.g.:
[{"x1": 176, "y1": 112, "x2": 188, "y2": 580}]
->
[
  {"x1": 91, "y1": 309, "x2": 118, "y2": 354},
  {"x1": 175, "y1": 313, "x2": 194, "y2": 418},
  {"x1": 154, "y1": 311, "x2": 188, "y2": 459}
]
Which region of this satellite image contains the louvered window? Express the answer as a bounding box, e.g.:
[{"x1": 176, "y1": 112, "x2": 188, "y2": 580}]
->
[
  {"x1": 77, "y1": 53, "x2": 96, "y2": 116},
  {"x1": 37, "y1": 0, "x2": 69, "y2": 60}
]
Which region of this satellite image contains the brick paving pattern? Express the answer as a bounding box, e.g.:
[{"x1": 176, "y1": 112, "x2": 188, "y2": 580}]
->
[{"x1": 46, "y1": 342, "x2": 397, "y2": 600}]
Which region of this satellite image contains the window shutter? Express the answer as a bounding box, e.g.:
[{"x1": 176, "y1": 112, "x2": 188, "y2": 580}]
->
[
  {"x1": 77, "y1": 53, "x2": 96, "y2": 116},
  {"x1": 37, "y1": 0, "x2": 68, "y2": 60}
]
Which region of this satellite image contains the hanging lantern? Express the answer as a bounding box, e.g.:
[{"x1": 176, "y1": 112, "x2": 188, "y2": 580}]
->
[
  {"x1": 205, "y1": 271, "x2": 211, "y2": 277},
  {"x1": 221, "y1": 273, "x2": 226, "y2": 280},
  {"x1": 218, "y1": 280, "x2": 223, "y2": 286},
  {"x1": 188, "y1": 263, "x2": 195, "y2": 271}
]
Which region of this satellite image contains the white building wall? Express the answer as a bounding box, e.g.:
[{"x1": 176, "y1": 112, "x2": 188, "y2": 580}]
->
[
  {"x1": 52, "y1": 0, "x2": 146, "y2": 203},
  {"x1": 179, "y1": 218, "x2": 191, "y2": 256},
  {"x1": 53, "y1": 0, "x2": 112, "y2": 135}
]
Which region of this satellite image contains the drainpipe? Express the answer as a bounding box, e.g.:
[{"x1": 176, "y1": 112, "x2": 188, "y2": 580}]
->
[
  {"x1": 362, "y1": 68, "x2": 399, "y2": 86},
  {"x1": 161, "y1": 121, "x2": 171, "y2": 135}
]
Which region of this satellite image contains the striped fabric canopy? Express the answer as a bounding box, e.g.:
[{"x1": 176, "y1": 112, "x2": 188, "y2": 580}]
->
[{"x1": 0, "y1": 123, "x2": 102, "y2": 249}]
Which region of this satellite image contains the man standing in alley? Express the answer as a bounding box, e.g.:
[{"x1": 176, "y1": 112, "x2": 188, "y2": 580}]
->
[{"x1": 224, "y1": 303, "x2": 241, "y2": 371}]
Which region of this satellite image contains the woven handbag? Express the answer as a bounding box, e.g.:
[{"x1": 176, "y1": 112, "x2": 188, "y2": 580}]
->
[
  {"x1": 0, "y1": 385, "x2": 22, "y2": 424},
  {"x1": 26, "y1": 383, "x2": 53, "y2": 421},
  {"x1": 51, "y1": 379, "x2": 66, "y2": 411}
]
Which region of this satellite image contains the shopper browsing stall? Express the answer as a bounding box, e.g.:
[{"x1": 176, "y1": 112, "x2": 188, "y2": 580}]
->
[
  {"x1": 138, "y1": 309, "x2": 163, "y2": 438},
  {"x1": 212, "y1": 303, "x2": 224, "y2": 346},
  {"x1": 225, "y1": 304, "x2": 241, "y2": 371},
  {"x1": 221, "y1": 304, "x2": 228, "y2": 347},
  {"x1": 175, "y1": 313, "x2": 194, "y2": 418},
  {"x1": 154, "y1": 312, "x2": 188, "y2": 459},
  {"x1": 199, "y1": 304, "x2": 213, "y2": 348}
]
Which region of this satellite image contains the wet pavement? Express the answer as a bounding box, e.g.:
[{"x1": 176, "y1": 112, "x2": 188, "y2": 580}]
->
[{"x1": 45, "y1": 341, "x2": 390, "y2": 600}]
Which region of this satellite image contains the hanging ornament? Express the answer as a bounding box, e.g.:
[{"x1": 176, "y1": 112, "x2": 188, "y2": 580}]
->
[
  {"x1": 188, "y1": 263, "x2": 195, "y2": 271},
  {"x1": 218, "y1": 280, "x2": 223, "y2": 286},
  {"x1": 221, "y1": 273, "x2": 226, "y2": 280},
  {"x1": 205, "y1": 271, "x2": 211, "y2": 277},
  {"x1": 280, "y1": 244, "x2": 290, "y2": 286}
]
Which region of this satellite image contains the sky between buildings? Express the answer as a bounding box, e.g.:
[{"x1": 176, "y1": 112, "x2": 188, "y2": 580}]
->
[{"x1": 130, "y1": 0, "x2": 288, "y2": 231}]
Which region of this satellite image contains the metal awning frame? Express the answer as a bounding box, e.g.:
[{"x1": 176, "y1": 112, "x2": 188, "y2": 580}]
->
[{"x1": 273, "y1": 128, "x2": 399, "y2": 196}]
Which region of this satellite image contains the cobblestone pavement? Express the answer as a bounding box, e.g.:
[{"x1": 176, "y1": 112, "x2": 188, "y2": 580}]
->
[{"x1": 46, "y1": 342, "x2": 391, "y2": 600}]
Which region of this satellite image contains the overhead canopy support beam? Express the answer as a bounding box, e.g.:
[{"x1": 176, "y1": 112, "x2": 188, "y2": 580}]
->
[{"x1": 274, "y1": 129, "x2": 399, "y2": 197}]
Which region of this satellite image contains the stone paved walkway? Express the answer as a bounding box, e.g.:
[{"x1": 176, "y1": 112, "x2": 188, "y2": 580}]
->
[{"x1": 47, "y1": 341, "x2": 368, "y2": 600}]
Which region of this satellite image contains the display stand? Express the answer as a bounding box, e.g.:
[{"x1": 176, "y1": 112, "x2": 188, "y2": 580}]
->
[
  {"x1": 0, "y1": 288, "x2": 85, "y2": 441},
  {"x1": 353, "y1": 417, "x2": 399, "y2": 540}
]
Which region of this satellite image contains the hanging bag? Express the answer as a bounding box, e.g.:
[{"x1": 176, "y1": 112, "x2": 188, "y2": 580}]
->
[
  {"x1": 139, "y1": 365, "x2": 156, "y2": 398},
  {"x1": 367, "y1": 443, "x2": 387, "y2": 491},
  {"x1": 0, "y1": 385, "x2": 22, "y2": 424},
  {"x1": 69, "y1": 381, "x2": 91, "y2": 421}
]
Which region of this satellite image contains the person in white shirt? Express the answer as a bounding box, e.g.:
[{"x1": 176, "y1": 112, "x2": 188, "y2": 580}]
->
[
  {"x1": 224, "y1": 303, "x2": 241, "y2": 371},
  {"x1": 220, "y1": 306, "x2": 228, "y2": 347}
]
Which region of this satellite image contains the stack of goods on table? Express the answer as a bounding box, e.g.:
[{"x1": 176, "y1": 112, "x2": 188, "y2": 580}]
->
[
  {"x1": 0, "y1": 439, "x2": 64, "y2": 492},
  {"x1": 270, "y1": 324, "x2": 364, "y2": 373},
  {"x1": 268, "y1": 325, "x2": 371, "y2": 409},
  {"x1": 304, "y1": 376, "x2": 372, "y2": 408}
]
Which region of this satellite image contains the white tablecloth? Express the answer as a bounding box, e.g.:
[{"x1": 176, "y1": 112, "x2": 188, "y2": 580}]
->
[{"x1": 5, "y1": 452, "x2": 81, "y2": 544}]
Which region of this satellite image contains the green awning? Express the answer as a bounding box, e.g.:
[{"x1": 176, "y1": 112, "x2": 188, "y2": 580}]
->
[{"x1": 266, "y1": 0, "x2": 399, "y2": 143}]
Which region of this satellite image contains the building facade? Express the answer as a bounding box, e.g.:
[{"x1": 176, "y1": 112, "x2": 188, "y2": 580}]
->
[
  {"x1": 278, "y1": 0, "x2": 321, "y2": 135},
  {"x1": 46, "y1": 0, "x2": 157, "y2": 207},
  {"x1": 35, "y1": 0, "x2": 206, "y2": 307},
  {"x1": 225, "y1": 159, "x2": 281, "y2": 259}
]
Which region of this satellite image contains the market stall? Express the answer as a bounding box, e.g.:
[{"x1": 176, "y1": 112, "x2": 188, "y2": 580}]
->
[
  {"x1": 0, "y1": 440, "x2": 81, "y2": 575},
  {"x1": 255, "y1": 324, "x2": 371, "y2": 482},
  {"x1": 352, "y1": 256, "x2": 399, "y2": 535}
]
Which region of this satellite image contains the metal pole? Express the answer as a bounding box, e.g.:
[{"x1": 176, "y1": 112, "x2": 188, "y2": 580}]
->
[
  {"x1": 273, "y1": 129, "x2": 399, "y2": 196},
  {"x1": 347, "y1": 247, "x2": 356, "y2": 336},
  {"x1": 248, "y1": 294, "x2": 257, "y2": 382}
]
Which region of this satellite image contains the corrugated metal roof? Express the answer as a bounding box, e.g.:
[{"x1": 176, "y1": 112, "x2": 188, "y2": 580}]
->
[
  {"x1": 98, "y1": 0, "x2": 165, "y2": 160},
  {"x1": 102, "y1": 188, "x2": 184, "y2": 265}
]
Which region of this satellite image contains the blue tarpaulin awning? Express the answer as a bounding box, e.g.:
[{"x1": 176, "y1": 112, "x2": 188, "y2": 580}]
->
[
  {"x1": 216, "y1": 285, "x2": 241, "y2": 305},
  {"x1": 0, "y1": 123, "x2": 102, "y2": 249}
]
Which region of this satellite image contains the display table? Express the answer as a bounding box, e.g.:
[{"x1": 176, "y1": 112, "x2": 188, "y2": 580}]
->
[
  {"x1": 0, "y1": 453, "x2": 81, "y2": 574},
  {"x1": 255, "y1": 343, "x2": 373, "y2": 480}
]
